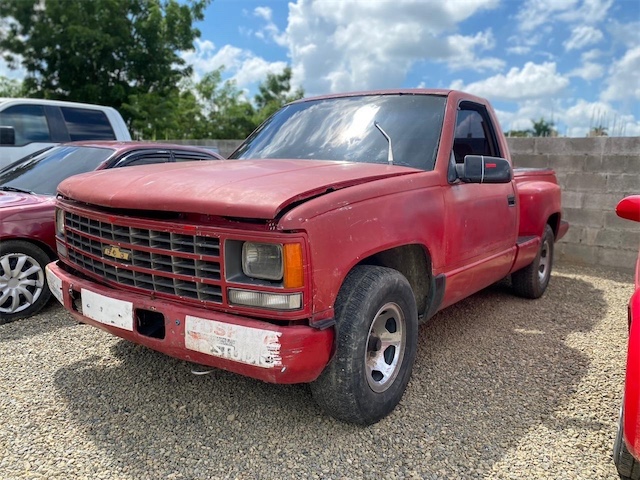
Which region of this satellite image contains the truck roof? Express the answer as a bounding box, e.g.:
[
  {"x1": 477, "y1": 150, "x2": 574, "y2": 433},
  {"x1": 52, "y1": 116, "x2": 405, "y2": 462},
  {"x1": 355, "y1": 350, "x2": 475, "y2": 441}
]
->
[
  {"x1": 0, "y1": 97, "x2": 118, "y2": 112},
  {"x1": 288, "y1": 88, "x2": 490, "y2": 108}
]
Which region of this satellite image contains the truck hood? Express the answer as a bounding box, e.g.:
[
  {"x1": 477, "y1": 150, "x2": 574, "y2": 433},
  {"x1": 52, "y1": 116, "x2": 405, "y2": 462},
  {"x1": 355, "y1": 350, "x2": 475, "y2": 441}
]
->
[{"x1": 58, "y1": 159, "x2": 420, "y2": 219}]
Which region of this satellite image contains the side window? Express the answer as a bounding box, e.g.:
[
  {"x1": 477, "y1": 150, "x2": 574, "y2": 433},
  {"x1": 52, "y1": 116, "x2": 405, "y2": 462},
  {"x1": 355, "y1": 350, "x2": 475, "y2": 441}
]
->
[
  {"x1": 173, "y1": 151, "x2": 216, "y2": 162},
  {"x1": 453, "y1": 105, "x2": 499, "y2": 163},
  {"x1": 120, "y1": 152, "x2": 171, "y2": 167},
  {"x1": 0, "y1": 105, "x2": 51, "y2": 146},
  {"x1": 60, "y1": 107, "x2": 116, "y2": 141}
]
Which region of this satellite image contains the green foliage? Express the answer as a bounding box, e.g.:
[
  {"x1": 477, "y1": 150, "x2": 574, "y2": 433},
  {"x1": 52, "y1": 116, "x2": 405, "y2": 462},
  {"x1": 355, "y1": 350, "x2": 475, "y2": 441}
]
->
[
  {"x1": 253, "y1": 67, "x2": 304, "y2": 125},
  {"x1": 0, "y1": 0, "x2": 304, "y2": 140},
  {"x1": 504, "y1": 129, "x2": 532, "y2": 138},
  {"x1": 588, "y1": 125, "x2": 608, "y2": 137},
  {"x1": 530, "y1": 118, "x2": 557, "y2": 137},
  {"x1": 0, "y1": 0, "x2": 209, "y2": 125},
  {"x1": 0, "y1": 76, "x2": 23, "y2": 97}
]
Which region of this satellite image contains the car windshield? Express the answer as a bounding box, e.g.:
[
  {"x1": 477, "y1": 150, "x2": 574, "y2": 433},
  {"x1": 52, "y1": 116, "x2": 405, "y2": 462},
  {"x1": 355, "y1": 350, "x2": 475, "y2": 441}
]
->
[
  {"x1": 230, "y1": 94, "x2": 447, "y2": 171},
  {"x1": 0, "y1": 146, "x2": 114, "y2": 195}
]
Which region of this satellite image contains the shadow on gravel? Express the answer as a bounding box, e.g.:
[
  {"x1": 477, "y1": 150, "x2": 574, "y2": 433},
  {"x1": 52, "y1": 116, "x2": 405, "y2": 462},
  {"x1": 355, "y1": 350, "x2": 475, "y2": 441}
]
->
[
  {"x1": 0, "y1": 301, "x2": 73, "y2": 343},
  {"x1": 53, "y1": 273, "x2": 605, "y2": 479}
]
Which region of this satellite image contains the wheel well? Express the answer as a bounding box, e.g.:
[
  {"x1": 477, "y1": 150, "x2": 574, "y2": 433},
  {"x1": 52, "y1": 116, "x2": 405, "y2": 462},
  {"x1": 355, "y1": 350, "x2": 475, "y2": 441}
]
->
[
  {"x1": 547, "y1": 213, "x2": 560, "y2": 238},
  {"x1": 2, "y1": 238, "x2": 57, "y2": 261},
  {"x1": 357, "y1": 244, "x2": 431, "y2": 314}
]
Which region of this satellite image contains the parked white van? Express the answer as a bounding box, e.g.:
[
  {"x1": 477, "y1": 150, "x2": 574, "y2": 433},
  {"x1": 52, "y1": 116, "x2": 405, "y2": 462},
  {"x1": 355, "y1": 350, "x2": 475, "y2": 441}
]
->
[{"x1": 0, "y1": 98, "x2": 131, "y2": 169}]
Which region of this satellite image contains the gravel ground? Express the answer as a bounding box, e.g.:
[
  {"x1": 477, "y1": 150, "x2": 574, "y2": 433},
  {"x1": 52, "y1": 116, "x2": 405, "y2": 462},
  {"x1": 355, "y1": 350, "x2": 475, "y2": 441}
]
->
[{"x1": 0, "y1": 263, "x2": 634, "y2": 479}]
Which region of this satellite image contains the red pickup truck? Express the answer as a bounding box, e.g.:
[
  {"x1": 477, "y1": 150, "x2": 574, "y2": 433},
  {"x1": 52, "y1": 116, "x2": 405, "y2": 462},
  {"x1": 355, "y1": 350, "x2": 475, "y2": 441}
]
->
[{"x1": 47, "y1": 90, "x2": 568, "y2": 424}]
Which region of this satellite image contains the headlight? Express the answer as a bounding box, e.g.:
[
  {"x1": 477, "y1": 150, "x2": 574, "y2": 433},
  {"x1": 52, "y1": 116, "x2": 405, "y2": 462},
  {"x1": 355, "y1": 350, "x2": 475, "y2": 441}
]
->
[
  {"x1": 242, "y1": 242, "x2": 283, "y2": 281},
  {"x1": 55, "y1": 208, "x2": 65, "y2": 236}
]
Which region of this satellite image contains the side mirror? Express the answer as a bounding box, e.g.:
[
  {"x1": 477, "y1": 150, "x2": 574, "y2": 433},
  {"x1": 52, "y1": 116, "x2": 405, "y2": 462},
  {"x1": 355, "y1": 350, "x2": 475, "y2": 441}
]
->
[
  {"x1": 0, "y1": 126, "x2": 15, "y2": 145},
  {"x1": 616, "y1": 196, "x2": 640, "y2": 222},
  {"x1": 455, "y1": 155, "x2": 512, "y2": 184}
]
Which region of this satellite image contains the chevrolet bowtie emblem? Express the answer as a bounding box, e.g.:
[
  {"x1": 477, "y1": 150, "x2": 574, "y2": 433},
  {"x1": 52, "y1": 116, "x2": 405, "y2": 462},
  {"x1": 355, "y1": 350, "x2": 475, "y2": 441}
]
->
[{"x1": 103, "y1": 245, "x2": 131, "y2": 261}]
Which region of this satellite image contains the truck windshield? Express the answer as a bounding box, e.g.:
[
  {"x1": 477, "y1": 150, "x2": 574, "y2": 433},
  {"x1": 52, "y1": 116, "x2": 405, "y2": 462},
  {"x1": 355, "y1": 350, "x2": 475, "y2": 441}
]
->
[
  {"x1": 230, "y1": 94, "x2": 446, "y2": 171},
  {"x1": 0, "y1": 146, "x2": 114, "y2": 196}
]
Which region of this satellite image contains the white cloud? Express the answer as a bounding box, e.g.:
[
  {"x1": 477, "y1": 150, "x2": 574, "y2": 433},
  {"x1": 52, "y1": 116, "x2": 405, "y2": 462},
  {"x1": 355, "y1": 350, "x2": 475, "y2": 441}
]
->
[
  {"x1": 446, "y1": 30, "x2": 505, "y2": 71},
  {"x1": 281, "y1": 0, "x2": 501, "y2": 95},
  {"x1": 601, "y1": 46, "x2": 640, "y2": 102},
  {"x1": 180, "y1": 39, "x2": 288, "y2": 90},
  {"x1": 564, "y1": 25, "x2": 603, "y2": 51},
  {"x1": 254, "y1": 6, "x2": 272, "y2": 22},
  {"x1": 507, "y1": 46, "x2": 532, "y2": 55},
  {"x1": 581, "y1": 49, "x2": 602, "y2": 62},
  {"x1": 608, "y1": 20, "x2": 640, "y2": 48},
  {"x1": 563, "y1": 99, "x2": 640, "y2": 136},
  {"x1": 451, "y1": 62, "x2": 570, "y2": 101},
  {"x1": 517, "y1": 0, "x2": 613, "y2": 35},
  {"x1": 569, "y1": 62, "x2": 604, "y2": 81},
  {"x1": 517, "y1": 0, "x2": 579, "y2": 32},
  {"x1": 254, "y1": 6, "x2": 287, "y2": 46}
]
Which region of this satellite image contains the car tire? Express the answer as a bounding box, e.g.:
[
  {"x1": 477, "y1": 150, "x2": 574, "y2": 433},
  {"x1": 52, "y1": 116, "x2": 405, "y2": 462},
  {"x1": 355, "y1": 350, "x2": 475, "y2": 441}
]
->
[
  {"x1": 0, "y1": 240, "x2": 51, "y2": 324},
  {"x1": 310, "y1": 265, "x2": 418, "y2": 425},
  {"x1": 512, "y1": 224, "x2": 554, "y2": 299},
  {"x1": 615, "y1": 409, "x2": 640, "y2": 480}
]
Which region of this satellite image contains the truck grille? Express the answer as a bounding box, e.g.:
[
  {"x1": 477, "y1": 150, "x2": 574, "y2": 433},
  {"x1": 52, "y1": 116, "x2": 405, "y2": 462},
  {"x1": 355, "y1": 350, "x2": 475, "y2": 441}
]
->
[{"x1": 64, "y1": 212, "x2": 222, "y2": 303}]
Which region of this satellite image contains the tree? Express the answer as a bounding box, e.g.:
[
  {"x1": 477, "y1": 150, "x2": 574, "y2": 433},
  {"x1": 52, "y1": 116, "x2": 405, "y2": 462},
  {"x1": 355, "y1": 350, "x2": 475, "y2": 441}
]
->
[
  {"x1": 0, "y1": 0, "x2": 209, "y2": 127},
  {"x1": 504, "y1": 129, "x2": 532, "y2": 138},
  {"x1": 193, "y1": 67, "x2": 257, "y2": 139},
  {"x1": 588, "y1": 125, "x2": 608, "y2": 137},
  {"x1": 0, "y1": 76, "x2": 23, "y2": 97},
  {"x1": 531, "y1": 118, "x2": 557, "y2": 137},
  {"x1": 254, "y1": 67, "x2": 304, "y2": 125}
]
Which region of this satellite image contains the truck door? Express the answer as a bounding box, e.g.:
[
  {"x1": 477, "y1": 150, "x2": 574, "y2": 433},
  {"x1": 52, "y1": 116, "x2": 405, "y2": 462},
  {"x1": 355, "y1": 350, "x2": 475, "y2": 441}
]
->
[{"x1": 442, "y1": 102, "x2": 517, "y2": 306}]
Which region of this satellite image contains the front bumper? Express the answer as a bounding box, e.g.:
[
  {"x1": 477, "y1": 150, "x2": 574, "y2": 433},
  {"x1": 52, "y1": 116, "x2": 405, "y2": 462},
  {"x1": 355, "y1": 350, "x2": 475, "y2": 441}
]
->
[{"x1": 46, "y1": 261, "x2": 333, "y2": 384}]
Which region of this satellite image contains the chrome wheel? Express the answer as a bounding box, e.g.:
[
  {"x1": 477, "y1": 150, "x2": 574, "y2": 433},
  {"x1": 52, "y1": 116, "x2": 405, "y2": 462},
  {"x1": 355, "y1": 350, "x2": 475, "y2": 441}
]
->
[
  {"x1": 538, "y1": 238, "x2": 551, "y2": 284},
  {"x1": 0, "y1": 252, "x2": 45, "y2": 314},
  {"x1": 365, "y1": 302, "x2": 406, "y2": 393}
]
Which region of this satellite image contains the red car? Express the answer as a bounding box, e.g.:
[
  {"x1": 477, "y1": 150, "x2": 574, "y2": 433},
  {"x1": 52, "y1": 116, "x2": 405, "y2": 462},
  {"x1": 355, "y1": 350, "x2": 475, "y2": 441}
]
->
[
  {"x1": 0, "y1": 141, "x2": 222, "y2": 323},
  {"x1": 615, "y1": 195, "x2": 640, "y2": 479}
]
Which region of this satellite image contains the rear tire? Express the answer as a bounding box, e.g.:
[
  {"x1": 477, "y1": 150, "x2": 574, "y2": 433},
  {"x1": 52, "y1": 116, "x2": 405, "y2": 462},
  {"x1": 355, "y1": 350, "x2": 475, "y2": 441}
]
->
[
  {"x1": 310, "y1": 265, "x2": 418, "y2": 425},
  {"x1": 512, "y1": 224, "x2": 554, "y2": 299},
  {"x1": 615, "y1": 409, "x2": 640, "y2": 480},
  {"x1": 0, "y1": 240, "x2": 51, "y2": 324}
]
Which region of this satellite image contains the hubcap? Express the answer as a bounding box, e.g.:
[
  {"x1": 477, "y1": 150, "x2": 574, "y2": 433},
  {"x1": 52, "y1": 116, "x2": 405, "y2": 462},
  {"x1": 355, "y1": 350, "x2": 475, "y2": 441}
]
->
[
  {"x1": 365, "y1": 302, "x2": 406, "y2": 393},
  {"x1": 0, "y1": 253, "x2": 45, "y2": 314},
  {"x1": 538, "y1": 239, "x2": 550, "y2": 284}
]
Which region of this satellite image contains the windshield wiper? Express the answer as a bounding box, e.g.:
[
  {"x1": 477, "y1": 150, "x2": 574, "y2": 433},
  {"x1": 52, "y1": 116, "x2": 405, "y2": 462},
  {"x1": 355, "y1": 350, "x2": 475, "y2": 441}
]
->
[
  {"x1": 0, "y1": 186, "x2": 35, "y2": 194},
  {"x1": 374, "y1": 121, "x2": 394, "y2": 165}
]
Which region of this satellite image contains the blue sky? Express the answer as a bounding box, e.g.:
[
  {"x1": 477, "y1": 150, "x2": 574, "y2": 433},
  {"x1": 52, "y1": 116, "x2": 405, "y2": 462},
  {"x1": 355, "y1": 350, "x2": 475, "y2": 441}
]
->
[
  {"x1": 184, "y1": 0, "x2": 640, "y2": 136},
  {"x1": 2, "y1": 0, "x2": 639, "y2": 136}
]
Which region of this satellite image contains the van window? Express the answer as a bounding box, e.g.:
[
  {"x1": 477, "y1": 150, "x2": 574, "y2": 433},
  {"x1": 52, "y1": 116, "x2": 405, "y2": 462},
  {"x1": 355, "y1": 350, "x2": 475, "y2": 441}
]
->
[
  {"x1": 61, "y1": 107, "x2": 116, "y2": 141},
  {"x1": 0, "y1": 105, "x2": 51, "y2": 146}
]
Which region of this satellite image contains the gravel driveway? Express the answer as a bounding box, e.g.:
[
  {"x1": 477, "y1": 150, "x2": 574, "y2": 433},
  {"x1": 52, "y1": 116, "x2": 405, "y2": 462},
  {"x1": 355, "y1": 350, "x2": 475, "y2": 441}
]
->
[{"x1": 0, "y1": 263, "x2": 633, "y2": 479}]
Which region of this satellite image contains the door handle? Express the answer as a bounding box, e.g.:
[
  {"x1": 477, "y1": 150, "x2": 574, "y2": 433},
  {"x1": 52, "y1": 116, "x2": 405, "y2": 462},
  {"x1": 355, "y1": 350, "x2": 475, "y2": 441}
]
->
[{"x1": 507, "y1": 194, "x2": 516, "y2": 207}]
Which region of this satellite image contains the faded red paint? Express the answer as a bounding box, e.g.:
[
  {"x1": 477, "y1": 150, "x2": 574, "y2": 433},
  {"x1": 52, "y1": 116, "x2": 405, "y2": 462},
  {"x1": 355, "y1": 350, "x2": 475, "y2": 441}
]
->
[
  {"x1": 0, "y1": 141, "x2": 222, "y2": 257},
  {"x1": 618, "y1": 196, "x2": 640, "y2": 460}
]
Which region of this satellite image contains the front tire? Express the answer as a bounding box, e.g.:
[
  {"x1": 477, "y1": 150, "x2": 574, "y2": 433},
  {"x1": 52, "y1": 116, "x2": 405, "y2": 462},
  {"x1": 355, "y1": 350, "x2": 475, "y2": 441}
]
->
[
  {"x1": 310, "y1": 265, "x2": 418, "y2": 425},
  {"x1": 512, "y1": 224, "x2": 554, "y2": 299},
  {"x1": 0, "y1": 240, "x2": 51, "y2": 324},
  {"x1": 615, "y1": 409, "x2": 640, "y2": 479}
]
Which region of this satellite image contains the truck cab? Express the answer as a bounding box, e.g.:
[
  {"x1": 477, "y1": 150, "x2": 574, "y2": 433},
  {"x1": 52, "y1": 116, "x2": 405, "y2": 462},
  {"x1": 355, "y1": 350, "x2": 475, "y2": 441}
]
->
[{"x1": 0, "y1": 98, "x2": 131, "y2": 169}]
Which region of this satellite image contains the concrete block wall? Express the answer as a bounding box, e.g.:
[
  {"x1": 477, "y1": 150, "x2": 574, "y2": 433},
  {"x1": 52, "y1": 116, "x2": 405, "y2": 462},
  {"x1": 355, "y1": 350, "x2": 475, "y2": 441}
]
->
[
  {"x1": 508, "y1": 137, "x2": 640, "y2": 271},
  {"x1": 165, "y1": 137, "x2": 639, "y2": 271}
]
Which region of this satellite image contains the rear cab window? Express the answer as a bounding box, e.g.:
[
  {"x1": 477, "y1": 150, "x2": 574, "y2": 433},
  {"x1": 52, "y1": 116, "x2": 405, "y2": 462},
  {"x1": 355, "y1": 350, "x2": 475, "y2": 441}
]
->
[{"x1": 61, "y1": 107, "x2": 116, "y2": 141}]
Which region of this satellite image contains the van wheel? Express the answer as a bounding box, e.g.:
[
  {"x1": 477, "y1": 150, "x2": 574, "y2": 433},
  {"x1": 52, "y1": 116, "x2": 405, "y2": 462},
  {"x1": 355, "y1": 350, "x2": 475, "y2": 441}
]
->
[
  {"x1": 0, "y1": 241, "x2": 51, "y2": 324},
  {"x1": 615, "y1": 409, "x2": 640, "y2": 479},
  {"x1": 310, "y1": 265, "x2": 418, "y2": 425},
  {"x1": 512, "y1": 224, "x2": 554, "y2": 299}
]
